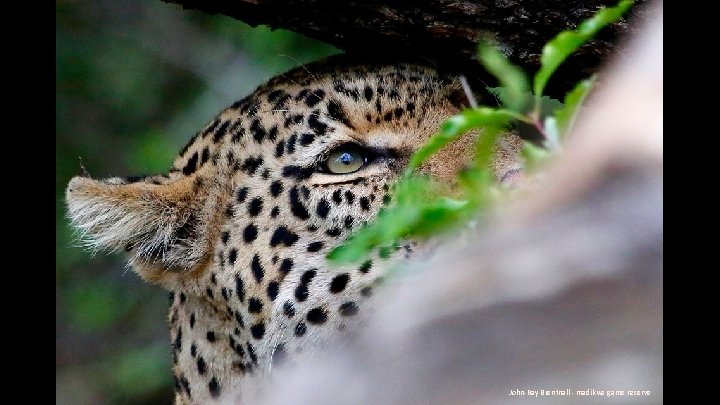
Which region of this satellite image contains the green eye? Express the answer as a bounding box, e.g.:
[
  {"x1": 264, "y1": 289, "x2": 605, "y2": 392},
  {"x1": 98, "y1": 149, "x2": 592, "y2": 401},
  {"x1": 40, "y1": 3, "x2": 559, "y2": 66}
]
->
[{"x1": 321, "y1": 143, "x2": 368, "y2": 174}]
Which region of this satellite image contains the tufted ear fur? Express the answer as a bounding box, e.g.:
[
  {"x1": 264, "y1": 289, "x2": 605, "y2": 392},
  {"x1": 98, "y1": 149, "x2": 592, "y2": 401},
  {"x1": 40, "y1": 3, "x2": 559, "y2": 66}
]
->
[{"x1": 65, "y1": 170, "x2": 224, "y2": 286}]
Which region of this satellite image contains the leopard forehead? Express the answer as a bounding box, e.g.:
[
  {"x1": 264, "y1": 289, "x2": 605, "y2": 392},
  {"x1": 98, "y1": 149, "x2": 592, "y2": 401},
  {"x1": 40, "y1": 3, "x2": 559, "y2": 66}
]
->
[{"x1": 171, "y1": 62, "x2": 461, "y2": 179}]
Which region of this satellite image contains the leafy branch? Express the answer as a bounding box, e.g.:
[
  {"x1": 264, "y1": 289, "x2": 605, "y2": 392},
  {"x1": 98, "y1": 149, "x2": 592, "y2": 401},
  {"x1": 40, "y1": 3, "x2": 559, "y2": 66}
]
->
[{"x1": 327, "y1": 0, "x2": 634, "y2": 265}]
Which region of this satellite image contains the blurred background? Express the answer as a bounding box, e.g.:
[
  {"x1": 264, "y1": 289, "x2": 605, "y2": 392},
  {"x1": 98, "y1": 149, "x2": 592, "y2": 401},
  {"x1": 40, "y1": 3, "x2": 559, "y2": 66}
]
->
[{"x1": 56, "y1": 0, "x2": 339, "y2": 403}]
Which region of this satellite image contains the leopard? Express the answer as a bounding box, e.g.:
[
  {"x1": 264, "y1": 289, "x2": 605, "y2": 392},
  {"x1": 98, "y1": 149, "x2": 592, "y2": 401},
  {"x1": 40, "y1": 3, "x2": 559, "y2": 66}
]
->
[{"x1": 65, "y1": 55, "x2": 522, "y2": 404}]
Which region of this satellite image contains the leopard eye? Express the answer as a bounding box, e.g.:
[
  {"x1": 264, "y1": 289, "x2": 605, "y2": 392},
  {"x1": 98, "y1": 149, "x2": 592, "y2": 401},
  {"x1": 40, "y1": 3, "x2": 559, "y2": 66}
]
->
[{"x1": 320, "y1": 143, "x2": 368, "y2": 174}]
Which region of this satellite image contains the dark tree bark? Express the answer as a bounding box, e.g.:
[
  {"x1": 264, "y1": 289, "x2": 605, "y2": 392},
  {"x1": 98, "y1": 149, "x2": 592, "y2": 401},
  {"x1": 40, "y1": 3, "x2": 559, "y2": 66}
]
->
[{"x1": 163, "y1": 0, "x2": 650, "y2": 97}]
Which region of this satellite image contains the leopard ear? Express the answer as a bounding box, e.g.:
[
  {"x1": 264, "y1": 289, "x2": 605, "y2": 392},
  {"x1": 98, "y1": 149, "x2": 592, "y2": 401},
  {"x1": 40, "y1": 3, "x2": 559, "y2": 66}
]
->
[{"x1": 66, "y1": 172, "x2": 217, "y2": 284}]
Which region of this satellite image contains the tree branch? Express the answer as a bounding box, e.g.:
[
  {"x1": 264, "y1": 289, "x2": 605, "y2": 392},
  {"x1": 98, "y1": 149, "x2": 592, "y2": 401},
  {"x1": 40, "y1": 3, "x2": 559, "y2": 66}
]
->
[{"x1": 163, "y1": 0, "x2": 650, "y2": 96}]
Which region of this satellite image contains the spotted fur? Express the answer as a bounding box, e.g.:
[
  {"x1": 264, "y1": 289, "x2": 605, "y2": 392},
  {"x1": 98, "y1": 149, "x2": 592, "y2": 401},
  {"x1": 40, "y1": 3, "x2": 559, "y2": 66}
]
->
[{"x1": 66, "y1": 56, "x2": 522, "y2": 403}]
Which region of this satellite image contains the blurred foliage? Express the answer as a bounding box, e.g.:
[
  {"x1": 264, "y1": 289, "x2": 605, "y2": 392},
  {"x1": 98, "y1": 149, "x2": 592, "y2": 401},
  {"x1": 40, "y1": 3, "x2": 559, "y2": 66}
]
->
[{"x1": 56, "y1": 0, "x2": 338, "y2": 403}]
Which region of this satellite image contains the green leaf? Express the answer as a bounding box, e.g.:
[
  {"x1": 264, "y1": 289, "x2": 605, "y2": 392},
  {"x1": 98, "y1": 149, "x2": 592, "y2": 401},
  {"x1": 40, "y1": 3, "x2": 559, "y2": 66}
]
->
[
  {"x1": 488, "y1": 87, "x2": 564, "y2": 117},
  {"x1": 407, "y1": 108, "x2": 521, "y2": 173},
  {"x1": 521, "y1": 141, "x2": 551, "y2": 172},
  {"x1": 533, "y1": 0, "x2": 633, "y2": 97},
  {"x1": 473, "y1": 125, "x2": 504, "y2": 170},
  {"x1": 555, "y1": 77, "x2": 595, "y2": 138},
  {"x1": 415, "y1": 197, "x2": 468, "y2": 229},
  {"x1": 327, "y1": 177, "x2": 436, "y2": 263},
  {"x1": 326, "y1": 174, "x2": 476, "y2": 264},
  {"x1": 543, "y1": 116, "x2": 561, "y2": 151},
  {"x1": 458, "y1": 167, "x2": 490, "y2": 194},
  {"x1": 478, "y1": 44, "x2": 529, "y2": 112}
]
